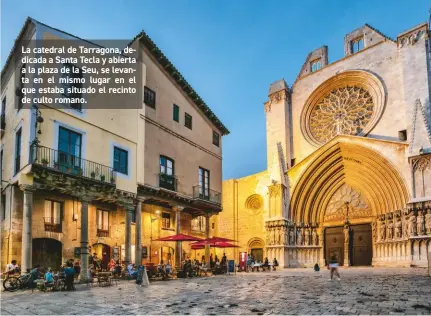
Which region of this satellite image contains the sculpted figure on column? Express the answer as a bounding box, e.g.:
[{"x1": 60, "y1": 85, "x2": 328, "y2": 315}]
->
[
  {"x1": 416, "y1": 211, "x2": 425, "y2": 235},
  {"x1": 372, "y1": 221, "x2": 377, "y2": 242},
  {"x1": 408, "y1": 211, "x2": 417, "y2": 236},
  {"x1": 296, "y1": 228, "x2": 303, "y2": 246},
  {"x1": 394, "y1": 216, "x2": 402, "y2": 239},
  {"x1": 312, "y1": 229, "x2": 318, "y2": 246},
  {"x1": 283, "y1": 226, "x2": 288, "y2": 245},
  {"x1": 266, "y1": 231, "x2": 271, "y2": 245},
  {"x1": 344, "y1": 225, "x2": 349, "y2": 244},
  {"x1": 387, "y1": 219, "x2": 393, "y2": 240},
  {"x1": 289, "y1": 228, "x2": 295, "y2": 245},
  {"x1": 304, "y1": 228, "x2": 310, "y2": 246},
  {"x1": 380, "y1": 220, "x2": 386, "y2": 241},
  {"x1": 403, "y1": 212, "x2": 409, "y2": 238},
  {"x1": 425, "y1": 209, "x2": 431, "y2": 234}
]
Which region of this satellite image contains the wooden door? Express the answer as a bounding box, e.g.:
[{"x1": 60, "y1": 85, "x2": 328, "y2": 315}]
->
[{"x1": 324, "y1": 227, "x2": 344, "y2": 266}]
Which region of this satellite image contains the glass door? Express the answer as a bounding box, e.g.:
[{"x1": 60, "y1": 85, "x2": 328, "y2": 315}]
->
[
  {"x1": 58, "y1": 127, "x2": 82, "y2": 174},
  {"x1": 198, "y1": 167, "x2": 210, "y2": 200}
]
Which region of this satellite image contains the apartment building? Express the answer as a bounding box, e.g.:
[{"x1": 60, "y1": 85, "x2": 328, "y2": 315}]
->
[{"x1": 0, "y1": 18, "x2": 229, "y2": 279}]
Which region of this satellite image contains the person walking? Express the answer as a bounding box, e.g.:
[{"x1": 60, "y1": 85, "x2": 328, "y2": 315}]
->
[{"x1": 328, "y1": 255, "x2": 341, "y2": 281}]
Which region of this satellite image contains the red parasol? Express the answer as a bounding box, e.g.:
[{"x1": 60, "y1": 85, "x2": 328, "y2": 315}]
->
[
  {"x1": 153, "y1": 233, "x2": 203, "y2": 242},
  {"x1": 191, "y1": 241, "x2": 239, "y2": 250}
]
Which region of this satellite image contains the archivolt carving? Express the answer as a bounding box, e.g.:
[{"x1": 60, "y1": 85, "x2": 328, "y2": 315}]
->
[
  {"x1": 324, "y1": 184, "x2": 371, "y2": 221},
  {"x1": 301, "y1": 70, "x2": 386, "y2": 147},
  {"x1": 245, "y1": 194, "x2": 264, "y2": 215},
  {"x1": 412, "y1": 156, "x2": 431, "y2": 172},
  {"x1": 309, "y1": 86, "x2": 374, "y2": 144}
]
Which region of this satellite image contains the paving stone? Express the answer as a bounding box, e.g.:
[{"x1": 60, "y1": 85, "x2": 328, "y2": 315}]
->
[{"x1": 1, "y1": 267, "x2": 430, "y2": 315}]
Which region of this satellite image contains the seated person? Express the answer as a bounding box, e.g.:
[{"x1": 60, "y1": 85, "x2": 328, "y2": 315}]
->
[
  {"x1": 88, "y1": 264, "x2": 96, "y2": 279},
  {"x1": 165, "y1": 262, "x2": 172, "y2": 275},
  {"x1": 273, "y1": 258, "x2": 279, "y2": 270},
  {"x1": 127, "y1": 263, "x2": 137, "y2": 277},
  {"x1": 5, "y1": 260, "x2": 20, "y2": 275},
  {"x1": 263, "y1": 257, "x2": 269, "y2": 270},
  {"x1": 45, "y1": 268, "x2": 54, "y2": 284},
  {"x1": 113, "y1": 261, "x2": 122, "y2": 277}
]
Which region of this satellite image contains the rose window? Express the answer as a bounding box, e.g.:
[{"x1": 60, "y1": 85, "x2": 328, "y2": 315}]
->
[{"x1": 309, "y1": 86, "x2": 374, "y2": 145}]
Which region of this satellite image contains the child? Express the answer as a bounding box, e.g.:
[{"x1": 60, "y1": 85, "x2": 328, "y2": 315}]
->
[
  {"x1": 314, "y1": 263, "x2": 320, "y2": 272},
  {"x1": 45, "y1": 268, "x2": 54, "y2": 284}
]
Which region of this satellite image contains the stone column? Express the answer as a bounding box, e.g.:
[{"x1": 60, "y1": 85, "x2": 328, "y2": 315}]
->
[
  {"x1": 20, "y1": 185, "x2": 34, "y2": 273},
  {"x1": 205, "y1": 213, "x2": 211, "y2": 268},
  {"x1": 173, "y1": 206, "x2": 184, "y2": 269},
  {"x1": 135, "y1": 200, "x2": 143, "y2": 266},
  {"x1": 343, "y1": 224, "x2": 350, "y2": 267},
  {"x1": 124, "y1": 206, "x2": 133, "y2": 264},
  {"x1": 79, "y1": 197, "x2": 90, "y2": 281}
]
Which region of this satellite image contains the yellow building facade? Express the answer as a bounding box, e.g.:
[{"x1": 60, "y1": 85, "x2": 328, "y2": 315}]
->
[
  {"x1": 0, "y1": 18, "x2": 229, "y2": 278},
  {"x1": 216, "y1": 22, "x2": 431, "y2": 268}
]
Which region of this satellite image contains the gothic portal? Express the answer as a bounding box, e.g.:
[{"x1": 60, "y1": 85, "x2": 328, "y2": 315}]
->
[{"x1": 216, "y1": 22, "x2": 431, "y2": 268}]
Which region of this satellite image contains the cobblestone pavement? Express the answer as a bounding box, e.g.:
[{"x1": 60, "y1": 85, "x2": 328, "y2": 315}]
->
[{"x1": 1, "y1": 268, "x2": 431, "y2": 315}]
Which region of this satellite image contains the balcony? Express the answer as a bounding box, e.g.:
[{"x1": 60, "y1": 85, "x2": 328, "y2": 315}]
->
[
  {"x1": 159, "y1": 173, "x2": 177, "y2": 191},
  {"x1": 193, "y1": 185, "x2": 221, "y2": 204},
  {"x1": 30, "y1": 144, "x2": 116, "y2": 184},
  {"x1": 97, "y1": 226, "x2": 109, "y2": 237},
  {"x1": 44, "y1": 217, "x2": 62, "y2": 233}
]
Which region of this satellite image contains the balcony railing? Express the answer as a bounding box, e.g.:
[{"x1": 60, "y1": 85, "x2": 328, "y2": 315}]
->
[
  {"x1": 97, "y1": 228, "x2": 109, "y2": 237},
  {"x1": 159, "y1": 173, "x2": 177, "y2": 191},
  {"x1": 44, "y1": 217, "x2": 62, "y2": 233},
  {"x1": 30, "y1": 144, "x2": 116, "y2": 184},
  {"x1": 193, "y1": 185, "x2": 221, "y2": 204}
]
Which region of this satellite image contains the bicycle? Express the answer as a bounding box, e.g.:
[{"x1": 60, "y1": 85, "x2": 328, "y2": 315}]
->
[{"x1": 3, "y1": 272, "x2": 34, "y2": 292}]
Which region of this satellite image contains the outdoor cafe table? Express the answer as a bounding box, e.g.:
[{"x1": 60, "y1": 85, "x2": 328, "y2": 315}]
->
[{"x1": 251, "y1": 263, "x2": 272, "y2": 272}]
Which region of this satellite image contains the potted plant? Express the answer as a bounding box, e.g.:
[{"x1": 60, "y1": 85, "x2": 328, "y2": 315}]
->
[
  {"x1": 100, "y1": 174, "x2": 105, "y2": 182},
  {"x1": 41, "y1": 158, "x2": 49, "y2": 166},
  {"x1": 76, "y1": 167, "x2": 83, "y2": 176},
  {"x1": 110, "y1": 177, "x2": 115, "y2": 184},
  {"x1": 90, "y1": 171, "x2": 96, "y2": 179},
  {"x1": 53, "y1": 161, "x2": 59, "y2": 169}
]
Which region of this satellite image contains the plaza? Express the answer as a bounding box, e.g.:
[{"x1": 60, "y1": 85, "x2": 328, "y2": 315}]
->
[{"x1": 1, "y1": 268, "x2": 431, "y2": 315}]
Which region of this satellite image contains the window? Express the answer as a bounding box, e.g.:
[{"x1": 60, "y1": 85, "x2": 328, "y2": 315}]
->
[
  {"x1": 60, "y1": 63, "x2": 83, "y2": 111},
  {"x1": 159, "y1": 156, "x2": 176, "y2": 190},
  {"x1": 198, "y1": 167, "x2": 210, "y2": 199},
  {"x1": 311, "y1": 59, "x2": 321, "y2": 72},
  {"x1": 144, "y1": 86, "x2": 156, "y2": 108},
  {"x1": 185, "y1": 113, "x2": 192, "y2": 129},
  {"x1": 161, "y1": 212, "x2": 171, "y2": 229},
  {"x1": 44, "y1": 200, "x2": 62, "y2": 232},
  {"x1": 113, "y1": 147, "x2": 128, "y2": 175},
  {"x1": 191, "y1": 216, "x2": 206, "y2": 232},
  {"x1": 58, "y1": 127, "x2": 82, "y2": 173},
  {"x1": 212, "y1": 131, "x2": 220, "y2": 147},
  {"x1": 173, "y1": 104, "x2": 179, "y2": 122},
  {"x1": 291, "y1": 158, "x2": 296, "y2": 167},
  {"x1": 351, "y1": 37, "x2": 364, "y2": 54},
  {"x1": 97, "y1": 209, "x2": 109, "y2": 237},
  {"x1": 1, "y1": 96, "x2": 6, "y2": 130},
  {"x1": 1, "y1": 193, "x2": 5, "y2": 221},
  {"x1": 14, "y1": 128, "x2": 22, "y2": 175},
  {"x1": 17, "y1": 64, "x2": 26, "y2": 111},
  {"x1": 398, "y1": 130, "x2": 407, "y2": 141}
]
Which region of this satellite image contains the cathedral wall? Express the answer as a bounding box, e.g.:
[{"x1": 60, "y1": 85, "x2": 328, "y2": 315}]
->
[{"x1": 215, "y1": 172, "x2": 268, "y2": 261}]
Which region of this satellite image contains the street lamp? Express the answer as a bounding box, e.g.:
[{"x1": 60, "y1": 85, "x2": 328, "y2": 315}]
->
[{"x1": 150, "y1": 210, "x2": 160, "y2": 263}]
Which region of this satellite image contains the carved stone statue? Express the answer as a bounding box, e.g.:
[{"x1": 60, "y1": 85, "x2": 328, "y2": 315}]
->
[
  {"x1": 408, "y1": 211, "x2": 417, "y2": 236},
  {"x1": 372, "y1": 221, "x2": 377, "y2": 242},
  {"x1": 395, "y1": 217, "x2": 402, "y2": 239},
  {"x1": 417, "y1": 211, "x2": 425, "y2": 235},
  {"x1": 380, "y1": 220, "x2": 386, "y2": 241},
  {"x1": 312, "y1": 229, "x2": 318, "y2": 246},
  {"x1": 425, "y1": 210, "x2": 431, "y2": 234},
  {"x1": 266, "y1": 232, "x2": 270, "y2": 245},
  {"x1": 289, "y1": 228, "x2": 295, "y2": 245},
  {"x1": 344, "y1": 225, "x2": 349, "y2": 244},
  {"x1": 387, "y1": 220, "x2": 393, "y2": 240},
  {"x1": 304, "y1": 229, "x2": 310, "y2": 246},
  {"x1": 283, "y1": 226, "x2": 288, "y2": 245},
  {"x1": 403, "y1": 213, "x2": 409, "y2": 238},
  {"x1": 296, "y1": 228, "x2": 303, "y2": 245}
]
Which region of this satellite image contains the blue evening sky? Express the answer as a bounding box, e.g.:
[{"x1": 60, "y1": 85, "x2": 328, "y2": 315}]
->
[{"x1": 1, "y1": 0, "x2": 430, "y2": 180}]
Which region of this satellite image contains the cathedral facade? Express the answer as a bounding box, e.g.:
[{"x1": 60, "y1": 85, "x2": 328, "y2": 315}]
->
[{"x1": 216, "y1": 22, "x2": 431, "y2": 268}]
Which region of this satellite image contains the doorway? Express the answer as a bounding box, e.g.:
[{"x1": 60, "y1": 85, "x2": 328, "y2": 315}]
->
[
  {"x1": 350, "y1": 224, "x2": 372, "y2": 266},
  {"x1": 32, "y1": 238, "x2": 62, "y2": 271},
  {"x1": 324, "y1": 226, "x2": 344, "y2": 266}
]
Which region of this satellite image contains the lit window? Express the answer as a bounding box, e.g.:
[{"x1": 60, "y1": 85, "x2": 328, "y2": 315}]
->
[
  {"x1": 97, "y1": 209, "x2": 109, "y2": 237},
  {"x1": 191, "y1": 216, "x2": 206, "y2": 232},
  {"x1": 351, "y1": 37, "x2": 364, "y2": 54},
  {"x1": 311, "y1": 59, "x2": 321, "y2": 72},
  {"x1": 162, "y1": 212, "x2": 171, "y2": 229},
  {"x1": 44, "y1": 200, "x2": 62, "y2": 232}
]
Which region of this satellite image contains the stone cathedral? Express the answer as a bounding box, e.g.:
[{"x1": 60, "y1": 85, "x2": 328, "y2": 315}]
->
[{"x1": 215, "y1": 21, "x2": 431, "y2": 268}]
